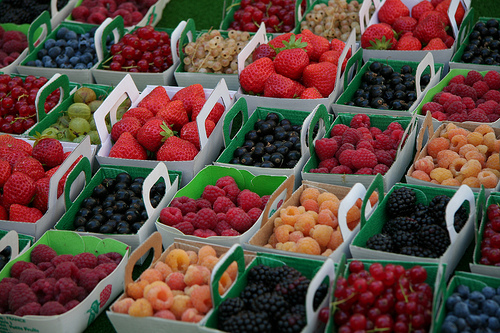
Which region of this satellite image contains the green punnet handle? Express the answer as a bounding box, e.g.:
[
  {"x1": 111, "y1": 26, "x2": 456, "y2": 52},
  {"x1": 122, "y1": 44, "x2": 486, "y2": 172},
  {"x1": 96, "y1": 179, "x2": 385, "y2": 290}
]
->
[
  {"x1": 28, "y1": 11, "x2": 51, "y2": 53},
  {"x1": 432, "y1": 262, "x2": 448, "y2": 319},
  {"x1": 445, "y1": 184, "x2": 475, "y2": 243},
  {"x1": 457, "y1": 8, "x2": 475, "y2": 44},
  {"x1": 343, "y1": 48, "x2": 363, "y2": 90},
  {"x1": 63, "y1": 156, "x2": 92, "y2": 209},
  {"x1": 178, "y1": 18, "x2": 196, "y2": 65},
  {"x1": 211, "y1": 244, "x2": 246, "y2": 308},
  {"x1": 36, "y1": 73, "x2": 70, "y2": 122},
  {"x1": 223, "y1": 97, "x2": 249, "y2": 147},
  {"x1": 362, "y1": 174, "x2": 384, "y2": 228},
  {"x1": 95, "y1": 15, "x2": 125, "y2": 63},
  {"x1": 306, "y1": 104, "x2": 330, "y2": 157},
  {"x1": 475, "y1": 186, "x2": 486, "y2": 230}
]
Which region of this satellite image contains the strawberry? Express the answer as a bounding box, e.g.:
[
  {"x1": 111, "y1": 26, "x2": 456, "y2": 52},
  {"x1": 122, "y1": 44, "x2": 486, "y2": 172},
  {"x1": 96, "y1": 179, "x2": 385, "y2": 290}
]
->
[
  {"x1": 110, "y1": 117, "x2": 141, "y2": 142},
  {"x1": 32, "y1": 138, "x2": 64, "y2": 169},
  {"x1": 392, "y1": 16, "x2": 418, "y2": 34},
  {"x1": 423, "y1": 37, "x2": 448, "y2": 50},
  {"x1": 319, "y1": 50, "x2": 341, "y2": 65},
  {"x1": 207, "y1": 102, "x2": 225, "y2": 124},
  {"x1": 268, "y1": 32, "x2": 294, "y2": 49},
  {"x1": 171, "y1": 84, "x2": 205, "y2": 116},
  {"x1": 156, "y1": 136, "x2": 198, "y2": 161},
  {"x1": 411, "y1": 0, "x2": 435, "y2": 21},
  {"x1": 57, "y1": 156, "x2": 82, "y2": 197},
  {"x1": 300, "y1": 87, "x2": 323, "y2": 99},
  {"x1": 33, "y1": 177, "x2": 50, "y2": 213},
  {"x1": 273, "y1": 41, "x2": 309, "y2": 80},
  {"x1": 378, "y1": 0, "x2": 410, "y2": 25},
  {"x1": 300, "y1": 29, "x2": 330, "y2": 62},
  {"x1": 252, "y1": 44, "x2": 277, "y2": 62},
  {"x1": 264, "y1": 74, "x2": 297, "y2": 98},
  {"x1": 157, "y1": 100, "x2": 189, "y2": 132},
  {"x1": 395, "y1": 34, "x2": 422, "y2": 50},
  {"x1": 136, "y1": 118, "x2": 174, "y2": 152},
  {"x1": 431, "y1": 0, "x2": 444, "y2": 6},
  {"x1": 443, "y1": 35, "x2": 455, "y2": 48},
  {"x1": 302, "y1": 62, "x2": 337, "y2": 98},
  {"x1": 294, "y1": 81, "x2": 305, "y2": 97},
  {"x1": 435, "y1": 0, "x2": 465, "y2": 26},
  {"x1": 240, "y1": 57, "x2": 275, "y2": 95},
  {"x1": 138, "y1": 86, "x2": 170, "y2": 115},
  {"x1": 294, "y1": 33, "x2": 315, "y2": 60},
  {"x1": 413, "y1": 11, "x2": 448, "y2": 45},
  {"x1": 109, "y1": 132, "x2": 148, "y2": 160},
  {"x1": 9, "y1": 204, "x2": 43, "y2": 223},
  {"x1": 3, "y1": 172, "x2": 35, "y2": 208},
  {"x1": 0, "y1": 206, "x2": 7, "y2": 220},
  {"x1": 122, "y1": 107, "x2": 153, "y2": 126},
  {"x1": 180, "y1": 120, "x2": 216, "y2": 149},
  {"x1": 0, "y1": 137, "x2": 32, "y2": 155},
  {"x1": 13, "y1": 156, "x2": 45, "y2": 181},
  {"x1": 330, "y1": 39, "x2": 345, "y2": 52},
  {"x1": 189, "y1": 97, "x2": 207, "y2": 121},
  {"x1": 0, "y1": 148, "x2": 28, "y2": 168},
  {"x1": 0, "y1": 159, "x2": 11, "y2": 187},
  {"x1": 360, "y1": 23, "x2": 396, "y2": 49}
]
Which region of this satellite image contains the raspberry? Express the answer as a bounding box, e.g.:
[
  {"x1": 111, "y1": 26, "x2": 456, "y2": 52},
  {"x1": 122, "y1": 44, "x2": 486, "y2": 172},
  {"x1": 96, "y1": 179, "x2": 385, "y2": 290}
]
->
[
  {"x1": 350, "y1": 114, "x2": 371, "y2": 128},
  {"x1": 330, "y1": 124, "x2": 349, "y2": 137},
  {"x1": 352, "y1": 148, "x2": 377, "y2": 169},
  {"x1": 338, "y1": 149, "x2": 356, "y2": 169},
  {"x1": 355, "y1": 168, "x2": 373, "y2": 174},
  {"x1": 373, "y1": 164, "x2": 390, "y2": 175},
  {"x1": 30, "y1": 245, "x2": 57, "y2": 266},
  {"x1": 488, "y1": 114, "x2": 500, "y2": 122},
  {"x1": 237, "y1": 189, "x2": 261, "y2": 212},
  {"x1": 373, "y1": 134, "x2": 394, "y2": 150},
  {"x1": 330, "y1": 165, "x2": 353, "y2": 174},
  {"x1": 52, "y1": 261, "x2": 80, "y2": 281},
  {"x1": 10, "y1": 261, "x2": 38, "y2": 279},
  {"x1": 195, "y1": 198, "x2": 212, "y2": 211},
  {"x1": 183, "y1": 212, "x2": 197, "y2": 224},
  {"x1": 448, "y1": 112, "x2": 468, "y2": 122},
  {"x1": 0, "y1": 282, "x2": 15, "y2": 309},
  {"x1": 1, "y1": 278, "x2": 19, "y2": 285},
  {"x1": 19, "y1": 268, "x2": 44, "y2": 286},
  {"x1": 51, "y1": 254, "x2": 74, "y2": 267},
  {"x1": 72, "y1": 253, "x2": 97, "y2": 269},
  {"x1": 79, "y1": 269, "x2": 106, "y2": 293},
  {"x1": 449, "y1": 75, "x2": 466, "y2": 85},
  {"x1": 478, "y1": 170, "x2": 498, "y2": 188},
  {"x1": 461, "y1": 97, "x2": 476, "y2": 109},
  {"x1": 193, "y1": 208, "x2": 217, "y2": 230},
  {"x1": 226, "y1": 207, "x2": 253, "y2": 233},
  {"x1": 309, "y1": 167, "x2": 329, "y2": 173},
  {"x1": 193, "y1": 229, "x2": 218, "y2": 238},
  {"x1": 473, "y1": 81, "x2": 490, "y2": 98},
  {"x1": 370, "y1": 127, "x2": 383, "y2": 137},
  {"x1": 65, "y1": 300, "x2": 80, "y2": 311},
  {"x1": 342, "y1": 128, "x2": 361, "y2": 145},
  {"x1": 461, "y1": 159, "x2": 482, "y2": 178},
  {"x1": 216, "y1": 212, "x2": 228, "y2": 224},
  {"x1": 214, "y1": 220, "x2": 232, "y2": 235},
  {"x1": 31, "y1": 278, "x2": 56, "y2": 304},
  {"x1": 94, "y1": 263, "x2": 118, "y2": 276},
  {"x1": 173, "y1": 221, "x2": 195, "y2": 235},
  {"x1": 14, "y1": 302, "x2": 41, "y2": 316},
  {"x1": 39, "y1": 301, "x2": 67, "y2": 315},
  {"x1": 356, "y1": 140, "x2": 374, "y2": 152},
  {"x1": 385, "y1": 122, "x2": 403, "y2": 133},
  {"x1": 468, "y1": 109, "x2": 489, "y2": 122},
  {"x1": 476, "y1": 98, "x2": 486, "y2": 107},
  {"x1": 104, "y1": 252, "x2": 123, "y2": 265},
  {"x1": 9, "y1": 283, "x2": 37, "y2": 312},
  {"x1": 478, "y1": 100, "x2": 499, "y2": 114},
  {"x1": 223, "y1": 183, "x2": 240, "y2": 203},
  {"x1": 451, "y1": 84, "x2": 477, "y2": 100},
  {"x1": 315, "y1": 138, "x2": 338, "y2": 161},
  {"x1": 318, "y1": 157, "x2": 339, "y2": 170},
  {"x1": 170, "y1": 196, "x2": 198, "y2": 215},
  {"x1": 483, "y1": 90, "x2": 500, "y2": 103},
  {"x1": 191, "y1": 285, "x2": 212, "y2": 314},
  {"x1": 248, "y1": 207, "x2": 262, "y2": 222},
  {"x1": 55, "y1": 277, "x2": 79, "y2": 305},
  {"x1": 202, "y1": 185, "x2": 226, "y2": 204},
  {"x1": 128, "y1": 298, "x2": 153, "y2": 317},
  {"x1": 159, "y1": 207, "x2": 184, "y2": 226},
  {"x1": 438, "y1": 92, "x2": 455, "y2": 105},
  {"x1": 427, "y1": 137, "x2": 450, "y2": 158},
  {"x1": 445, "y1": 101, "x2": 466, "y2": 114},
  {"x1": 412, "y1": 170, "x2": 431, "y2": 181},
  {"x1": 442, "y1": 94, "x2": 462, "y2": 109},
  {"x1": 432, "y1": 111, "x2": 447, "y2": 121},
  {"x1": 375, "y1": 149, "x2": 394, "y2": 166},
  {"x1": 144, "y1": 281, "x2": 173, "y2": 311},
  {"x1": 422, "y1": 102, "x2": 444, "y2": 114},
  {"x1": 221, "y1": 229, "x2": 240, "y2": 236},
  {"x1": 464, "y1": 71, "x2": 483, "y2": 86},
  {"x1": 430, "y1": 167, "x2": 453, "y2": 183},
  {"x1": 484, "y1": 70, "x2": 500, "y2": 90},
  {"x1": 38, "y1": 262, "x2": 54, "y2": 272},
  {"x1": 215, "y1": 176, "x2": 237, "y2": 188},
  {"x1": 332, "y1": 135, "x2": 343, "y2": 146},
  {"x1": 437, "y1": 150, "x2": 460, "y2": 169},
  {"x1": 335, "y1": 143, "x2": 355, "y2": 160}
]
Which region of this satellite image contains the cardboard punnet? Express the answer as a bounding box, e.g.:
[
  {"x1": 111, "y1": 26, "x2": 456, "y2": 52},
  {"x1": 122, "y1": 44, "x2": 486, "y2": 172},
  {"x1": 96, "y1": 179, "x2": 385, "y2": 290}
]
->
[
  {"x1": 214, "y1": 99, "x2": 332, "y2": 189},
  {"x1": 234, "y1": 25, "x2": 358, "y2": 114},
  {"x1": 0, "y1": 136, "x2": 96, "y2": 239},
  {"x1": 92, "y1": 16, "x2": 185, "y2": 90},
  {"x1": 155, "y1": 165, "x2": 293, "y2": 249},
  {"x1": 246, "y1": 181, "x2": 375, "y2": 262},
  {"x1": 332, "y1": 51, "x2": 443, "y2": 116},
  {"x1": 349, "y1": 175, "x2": 483, "y2": 280},
  {"x1": 0, "y1": 230, "x2": 129, "y2": 333},
  {"x1": 0, "y1": 230, "x2": 33, "y2": 262},
  {"x1": 49, "y1": 0, "x2": 79, "y2": 28},
  {"x1": 94, "y1": 74, "x2": 235, "y2": 187},
  {"x1": 358, "y1": 0, "x2": 472, "y2": 71},
  {"x1": 406, "y1": 112, "x2": 500, "y2": 195},
  {"x1": 302, "y1": 113, "x2": 417, "y2": 191},
  {"x1": 107, "y1": 233, "x2": 257, "y2": 333}
]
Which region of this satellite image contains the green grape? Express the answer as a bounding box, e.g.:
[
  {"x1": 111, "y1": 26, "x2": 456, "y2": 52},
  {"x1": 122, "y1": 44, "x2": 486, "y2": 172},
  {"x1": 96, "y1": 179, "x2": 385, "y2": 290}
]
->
[
  {"x1": 89, "y1": 118, "x2": 96, "y2": 131},
  {"x1": 41, "y1": 127, "x2": 59, "y2": 139},
  {"x1": 89, "y1": 131, "x2": 100, "y2": 144},
  {"x1": 69, "y1": 117, "x2": 91, "y2": 137},
  {"x1": 73, "y1": 136, "x2": 85, "y2": 143},
  {"x1": 68, "y1": 103, "x2": 91, "y2": 121},
  {"x1": 58, "y1": 115, "x2": 70, "y2": 127},
  {"x1": 60, "y1": 128, "x2": 74, "y2": 141},
  {"x1": 116, "y1": 107, "x2": 127, "y2": 121}
]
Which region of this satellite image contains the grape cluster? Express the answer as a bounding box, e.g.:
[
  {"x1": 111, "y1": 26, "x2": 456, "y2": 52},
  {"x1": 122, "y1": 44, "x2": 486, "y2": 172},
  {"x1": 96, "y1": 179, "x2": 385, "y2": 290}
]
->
[{"x1": 183, "y1": 30, "x2": 251, "y2": 74}]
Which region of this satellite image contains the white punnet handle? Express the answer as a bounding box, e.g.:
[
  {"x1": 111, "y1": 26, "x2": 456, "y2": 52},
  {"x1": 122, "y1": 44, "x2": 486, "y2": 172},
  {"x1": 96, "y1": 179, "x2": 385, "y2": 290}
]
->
[
  {"x1": 95, "y1": 16, "x2": 124, "y2": 63},
  {"x1": 359, "y1": 0, "x2": 381, "y2": 33},
  {"x1": 237, "y1": 23, "x2": 269, "y2": 75},
  {"x1": 445, "y1": 184, "x2": 475, "y2": 243},
  {"x1": 0, "y1": 230, "x2": 19, "y2": 259},
  {"x1": 448, "y1": 0, "x2": 462, "y2": 40},
  {"x1": 170, "y1": 20, "x2": 187, "y2": 65},
  {"x1": 338, "y1": 183, "x2": 367, "y2": 241},
  {"x1": 396, "y1": 113, "x2": 417, "y2": 157},
  {"x1": 142, "y1": 163, "x2": 172, "y2": 219},
  {"x1": 415, "y1": 52, "x2": 436, "y2": 100},
  {"x1": 305, "y1": 259, "x2": 336, "y2": 325}
]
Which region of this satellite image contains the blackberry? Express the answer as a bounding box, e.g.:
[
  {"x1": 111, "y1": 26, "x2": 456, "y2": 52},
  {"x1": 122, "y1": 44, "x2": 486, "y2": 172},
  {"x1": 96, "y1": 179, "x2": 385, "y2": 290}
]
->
[
  {"x1": 418, "y1": 224, "x2": 451, "y2": 257},
  {"x1": 382, "y1": 216, "x2": 421, "y2": 236},
  {"x1": 454, "y1": 204, "x2": 469, "y2": 233},
  {"x1": 391, "y1": 230, "x2": 418, "y2": 252},
  {"x1": 366, "y1": 234, "x2": 393, "y2": 252},
  {"x1": 400, "y1": 245, "x2": 437, "y2": 258},
  {"x1": 386, "y1": 187, "x2": 416, "y2": 217},
  {"x1": 276, "y1": 312, "x2": 307, "y2": 333},
  {"x1": 266, "y1": 265, "x2": 302, "y2": 287},
  {"x1": 218, "y1": 297, "x2": 245, "y2": 326},
  {"x1": 428, "y1": 195, "x2": 469, "y2": 231},
  {"x1": 221, "y1": 311, "x2": 272, "y2": 333},
  {"x1": 275, "y1": 276, "x2": 309, "y2": 305},
  {"x1": 247, "y1": 264, "x2": 272, "y2": 285},
  {"x1": 409, "y1": 203, "x2": 435, "y2": 226},
  {"x1": 249, "y1": 292, "x2": 288, "y2": 318},
  {"x1": 313, "y1": 283, "x2": 329, "y2": 310},
  {"x1": 241, "y1": 283, "x2": 271, "y2": 308},
  {"x1": 290, "y1": 304, "x2": 306, "y2": 317}
]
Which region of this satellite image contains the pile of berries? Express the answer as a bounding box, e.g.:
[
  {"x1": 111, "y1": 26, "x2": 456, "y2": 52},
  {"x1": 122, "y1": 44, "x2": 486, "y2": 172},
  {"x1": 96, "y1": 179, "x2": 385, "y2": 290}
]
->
[
  {"x1": 0, "y1": 29, "x2": 27, "y2": 68},
  {"x1": 266, "y1": 187, "x2": 378, "y2": 256},
  {"x1": 361, "y1": 0, "x2": 465, "y2": 51},
  {"x1": 479, "y1": 203, "x2": 500, "y2": 266},
  {"x1": 327, "y1": 261, "x2": 434, "y2": 332},
  {"x1": 411, "y1": 123, "x2": 500, "y2": 188},
  {"x1": 461, "y1": 19, "x2": 500, "y2": 65},
  {"x1": 72, "y1": 172, "x2": 165, "y2": 235},
  {"x1": 113, "y1": 245, "x2": 235, "y2": 321},
  {"x1": 441, "y1": 284, "x2": 500, "y2": 332},
  {"x1": 159, "y1": 176, "x2": 269, "y2": 237},
  {"x1": 241, "y1": 31, "x2": 350, "y2": 99},
  {"x1": 0, "y1": 246, "x2": 11, "y2": 271},
  {"x1": 217, "y1": 263, "x2": 328, "y2": 333},
  {"x1": 109, "y1": 84, "x2": 224, "y2": 161},
  {"x1": 229, "y1": 112, "x2": 303, "y2": 168},
  {"x1": 71, "y1": 0, "x2": 157, "y2": 26},
  {"x1": 0, "y1": 0, "x2": 69, "y2": 25},
  {"x1": 0, "y1": 244, "x2": 123, "y2": 316},
  {"x1": 365, "y1": 187, "x2": 469, "y2": 258},
  {"x1": 103, "y1": 26, "x2": 173, "y2": 73},
  {"x1": 344, "y1": 62, "x2": 430, "y2": 110},
  {"x1": 422, "y1": 70, "x2": 500, "y2": 122},
  {"x1": 309, "y1": 114, "x2": 405, "y2": 175}
]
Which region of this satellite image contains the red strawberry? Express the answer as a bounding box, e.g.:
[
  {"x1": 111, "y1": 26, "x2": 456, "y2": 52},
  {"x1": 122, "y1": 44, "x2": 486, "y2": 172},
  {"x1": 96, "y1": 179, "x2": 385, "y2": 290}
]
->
[
  {"x1": 319, "y1": 50, "x2": 341, "y2": 65},
  {"x1": 302, "y1": 62, "x2": 337, "y2": 98},
  {"x1": 378, "y1": 0, "x2": 410, "y2": 25},
  {"x1": 252, "y1": 44, "x2": 276, "y2": 62},
  {"x1": 443, "y1": 35, "x2": 455, "y2": 48},
  {"x1": 360, "y1": 23, "x2": 396, "y2": 49},
  {"x1": 413, "y1": 11, "x2": 448, "y2": 45},
  {"x1": 240, "y1": 57, "x2": 275, "y2": 94},
  {"x1": 156, "y1": 136, "x2": 198, "y2": 161},
  {"x1": 268, "y1": 32, "x2": 294, "y2": 49},
  {"x1": 395, "y1": 34, "x2": 422, "y2": 50},
  {"x1": 435, "y1": 0, "x2": 465, "y2": 26},
  {"x1": 0, "y1": 206, "x2": 7, "y2": 220},
  {"x1": 264, "y1": 74, "x2": 297, "y2": 98},
  {"x1": 33, "y1": 177, "x2": 50, "y2": 213},
  {"x1": 294, "y1": 81, "x2": 305, "y2": 97},
  {"x1": 0, "y1": 159, "x2": 11, "y2": 187},
  {"x1": 300, "y1": 29, "x2": 330, "y2": 62},
  {"x1": 13, "y1": 156, "x2": 45, "y2": 181},
  {"x1": 192, "y1": 102, "x2": 225, "y2": 123},
  {"x1": 330, "y1": 39, "x2": 345, "y2": 52},
  {"x1": 122, "y1": 107, "x2": 153, "y2": 126},
  {"x1": 110, "y1": 117, "x2": 141, "y2": 142},
  {"x1": 274, "y1": 47, "x2": 309, "y2": 80},
  {"x1": 180, "y1": 120, "x2": 216, "y2": 149},
  {"x1": 3, "y1": 172, "x2": 35, "y2": 208},
  {"x1": 99, "y1": 284, "x2": 112, "y2": 308},
  {"x1": 171, "y1": 84, "x2": 205, "y2": 116},
  {"x1": 157, "y1": 100, "x2": 189, "y2": 132},
  {"x1": 109, "y1": 132, "x2": 148, "y2": 160},
  {"x1": 32, "y1": 138, "x2": 64, "y2": 169},
  {"x1": 0, "y1": 136, "x2": 32, "y2": 155},
  {"x1": 300, "y1": 87, "x2": 323, "y2": 99},
  {"x1": 136, "y1": 118, "x2": 174, "y2": 152},
  {"x1": 411, "y1": 0, "x2": 435, "y2": 21},
  {"x1": 0, "y1": 148, "x2": 28, "y2": 169},
  {"x1": 9, "y1": 204, "x2": 43, "y2": 223},
  {"x1": 189, "y1": 97, "x2": 207, "y2": 120},
  {"x1": 137, "y1": 86, "x2": 170, "y2": 115},
  {"x1": 423, "y1": 37, "x2": 448, "y2": 50},
  {"x1": 392, "y1": 16, "x2": 418, "y2": 34}
]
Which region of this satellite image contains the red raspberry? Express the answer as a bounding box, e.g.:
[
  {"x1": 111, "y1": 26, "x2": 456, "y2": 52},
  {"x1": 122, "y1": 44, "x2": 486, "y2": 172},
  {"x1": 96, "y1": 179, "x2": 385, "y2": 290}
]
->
[
  {"x1": 357, "y1": 127, "x2": 373, "y2": 141},
  {"x1": 72, "y1": 253, "x2": 97, "y2": 269},
  {"x1": 76, "y1": 286, "x2": 88, "y2": 302},
  {"x1": 352, "y1": 148, "x2": 377, "y2": 169},
  {"x1": 373, "y1": 164, "x2": 390, "y2": 175},
  {"x1": 9, "y1": 283, "x2": 37, "y2": 312},
  {"x1": 350, "y1": 114, "x2": 371, "y2": 128},
  {"x1": 65, "y1": 300, "x2": 80, "y2": 311},
  {"x1": 478, "y1": 100, "x2": 499, "y2": 114},
  {"x1": 476, "y1": 98, "x2": 486, "y2": 107},
  {"x1": 260, "y1": 195, "x2": 270, "y2": 210},
  {"x1": 462, "y1": 97, "x2": 476, "y2": 109},
  {"x1": 79, "y1": 270, "x2": 106, "y2": 293},
  {"x1": 223, "y1": 183, "x2": 240, "y2": 203},
  {"x1": 170, "y1": 196, "x2": 197, "y2": 215},
  {"x1": 484, "y1": 70, "x2": 500, "y2": 90},
  {"x1": 330, "y1": 165, "x2": 353, "y2": 174},
  {"x1": 356, "y1": 140, "x2": 374, "y2": 152},
  {"x1": 31, "y1": 277, "x2": 57, "y2": 304},
  {"x1": 39, "y1": 301, "x2": 67, "y2": 315},
  {"x1": 342, "y1": 128, "x2": 361, "y2": 145},
  {"x1": 335, "y1": 143, "x2": 355, "y2": 160},
  {"x1": 103, "y1": 252, "x2": 122, "y2": 265},
  {"x1": 318, "y1": 157, "x2": 339, "y2": 170},
  {"x1": 193, "y1": 208, "x2": 217, "y2": 230},
  {"x1": 183, "y1": 212, "x2": 197, "y2": 224},
  {"x1": 483, "y1": 90, "x2": 500, "y2": 103},
  {"x1": 221, "y1": 229, "x2": 240, "y2": 236},
  {"x1": 332, "y1": 135, "x2": 343, "y2": 147},
  {"x1": 10, "y1": 261, "x2": 37, "y2": 279},
  {"x1": 94, "y1": 263, "x2": 118, "y2": 276},
  {"x1": 159, "y1": 207, "x2": 183, "y2": 226},
  {"x1": 195, "y1": 198, "x2": 212, "y2": 211},
  {"x1": 237, "y1": 189, "x2": 261, "y2": 212},
  {"x1": 226, "y1": 207, "x2": 253, "y2": 233},
  {"x1": 447, "y1": 112, "x2": 468, "y2": 122},
  {"x1": 214, "y1": 220, "x2": 232, "y2": 235},
  {"x1": 388, "y1": 149, "x2": 397, "y2": 159},
  {"x1": 202, "y1": 185, "x2": 226, "y2": 204},
  {"x1": 309, "y1": 167, "x2": 329, "y2": 173},
  {"x1": 19, "y1": 268, "x2": 44, "y2": 287},
  {"x1": 193, "y1": 229, "x2": 217, "y2": 238},
  {"x1": 315, "y1": 138, "x2": 338, "y2": 161},
  {"x1": 468, "y1": 109, "x2": 489, "y2": 122},
  {"x1": 52, "y1": 262, "x2": 79, "y2": 281},
  {"x1": 370, "y1": 127, "x2": 382, "y2": 137},
  {"x1": 442, "y1": 95, "x2": 462, "y2": 110},
  {"x1": 247, "y1": 207, "x2": 262, "y2": 222},
  {"x1": 0, "y1": 282, "x2": 16, "y2": 309},
  {"x1": 31, "y1": 244, "x2": 57, "y2": 265},
  {"x1": 390, "y1": 129, "x2": 404, "y2": 146},
  {"x1": 385, "y1": 122, "x2": 403, "y2": 133},
  {"x1": 432, "y1": 92, "x2": 444, "y2": 103},
  {"x1": 445, "y1": 101, "x2": 466, "y2": 114},
  {"x1": 51, "y1": 254, "x2": 74, "y2": 267},
  {"x1": 213, "y1": 196, "x2": 235, "y2": 214},
  {"x1": 330, "y1": 124, "x2": 350, "y2": 137},
  {"x1": 451, "y1": 84, "x2": 477, "y2": 100},
  {"x1": 488, "y1": 114, "x2": 500, "y2": 122},
  {"x1": 473, "y1": 80, "x2": 490, "y2": 98},
  {"x1": 432, "y1": 111, "x2": 447, "y2": 121},
  {"x1": 14, "y1": 302, "x2": 41, "y2": 316},
  {"x1": 438, "y1": 92, "x2": 455, "y2": 105},
  {"x1": 215, "y1": 176, "x2": 237, "y2": 188},
  {"x1": 464, "y1": 71, "x2": 483, "y2": 86},
  {"x1": 373, "y1": 134, "x2": 394, "y2": 150},
  {"x1": 449, "y1": 75, "x2": 465, "y2": 85},
  {"x1": 375, "y1": 150, "x2": 394, "y2": 166},
  {"x1": 338, "y1": 149, "x2": 356, "y2": 169},
  {"x1": 55, "y1": 277, "x2": 79, "y2": 305},
  {"x1": 38, "y1": 262, "x2": 54, "y2": 272},
  {"x1": 97, "y1": 254, "x2": 114, "y2": 266},
  {"x1": 355, "y1": 168, "x2": 373, "y2": 174}
]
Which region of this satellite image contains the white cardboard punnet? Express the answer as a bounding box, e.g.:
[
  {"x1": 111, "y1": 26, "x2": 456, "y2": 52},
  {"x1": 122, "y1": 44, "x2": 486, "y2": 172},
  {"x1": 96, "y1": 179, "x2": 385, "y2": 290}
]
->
[{"x1": 0, "y1": 230, "x2": 31, "y2": 261}]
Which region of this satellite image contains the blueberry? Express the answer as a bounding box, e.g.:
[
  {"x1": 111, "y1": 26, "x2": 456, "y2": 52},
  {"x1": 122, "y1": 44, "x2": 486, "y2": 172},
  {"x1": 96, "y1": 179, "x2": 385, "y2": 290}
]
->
[
  {"x1": 89, "y1": 27, "x2": 97, "y2": 36},
  {"x1": 48, "y1": 46, "x2": 61, "y2": 58},
  {"x1": 480, "y1": 314, "x2": 490, "y2": 326},
  {"x1": 489, "y1": 317, "x2": 500, "y2": 330},
  {"x1": 470, "y1": 291, "x2": 486, "y2": 304},
  {"x1": 25, "y1": 60, "x2": 36, "y2": 66},
  {"x1": 467, "y1": 300, "x2": 480, "y2": 314},
  {"x1": 458, "y1": 285, "x2": 471, "y2": 298},
  {"x1": 64, "y1": 47, "x2": 74, "y2": 58},
  {"x1": 44, "y1": 38, "x2": 56, "y2": 49},
  {"x1": 64, "y1": 30, "x2": 77, "y2": 41},
  {"x1": 456, "y1": 318, "x2": 468, "y2": 330},
  {"x1": 466, "y1": 315, "x2": 482, "y2": 329},
  {"x1": 37, "y1": 48, "x2": 48, "y2": 58},
  {"x1": 80, "y1": 52, "x2": 92, "y2": 64},
  {"x1": 78, "y1": 40, "x2": 89, "y2": 52},
  {"x1": 60, "y1": 63, "x2": 73, "y2": 69},
  {"x1": 492, "y1": 295, "x2": 500, "y2": 304},
  {"x1": 56, "y1": 27, "x2": 70, "y2": 40},
  {"x1": 67, "y1": 39, "x2": 79, "y2": 50},
  {"x1": 42, "y1": 55, "x2": 51, "y2": 63},
  {"x1": 69, "y1": 56, "x2": 79, "y2": 66},
  {"x1": 86, "y1": 62, "x2": 93, "y2": 69},
  {"x1": 454, "y1": 301, "x2": 470, "y2": 318},
  {"x1": 55, "y1": 54, "x2": 69, "y2": 66},
  {"x1": 482, "y1": 299, "x2": 499, "y2": 316},
  {"x1": 44, "y1": 59, "x2": 57, "y2": 68},
  {"x1": 74, "y1": 63, "x2": 86, "y2": 69},
  {"x1": 447, "y1": 294, "x2": 462, "y2": 311},
  {"x1": 442, "y1": 321, "x2": 458, "y2": 333},
  {"x1": 35, "y1": 59, "x2": 43, "y2": 67},
  {"x1": 55, "y1": 39, "x2": 67, "y2": 48}
]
